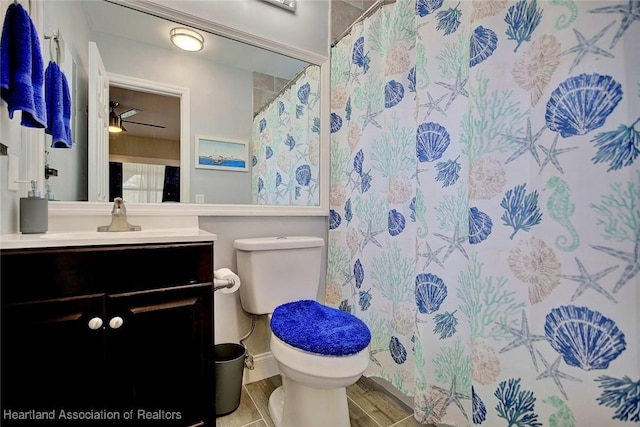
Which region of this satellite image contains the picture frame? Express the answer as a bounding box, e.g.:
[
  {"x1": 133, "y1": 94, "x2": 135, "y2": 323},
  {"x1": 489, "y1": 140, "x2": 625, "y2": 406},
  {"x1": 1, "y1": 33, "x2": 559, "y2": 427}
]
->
[{"x1": 195, "y1": 135, "x2": 249, "y2": 172}]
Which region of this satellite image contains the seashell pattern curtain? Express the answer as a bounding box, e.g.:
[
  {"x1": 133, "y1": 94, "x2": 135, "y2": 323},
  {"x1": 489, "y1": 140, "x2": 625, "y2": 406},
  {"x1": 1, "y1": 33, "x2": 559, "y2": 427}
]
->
[
  {"x1": 327, "y1": 0, "x2": 639, "y2": 425},
  {"x1": 252, "y1": 67, "x2": 321, "y2": 205}
]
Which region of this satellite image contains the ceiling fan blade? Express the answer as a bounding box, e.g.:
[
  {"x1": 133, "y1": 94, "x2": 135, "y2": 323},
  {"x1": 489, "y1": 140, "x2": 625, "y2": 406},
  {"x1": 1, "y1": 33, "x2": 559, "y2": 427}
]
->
[
  {"x1": 119, "y1": 108, "x2": 140, "y2": 119},
  {"x1": 121, "y1": 120, "x2": 166, "y2": 129}
]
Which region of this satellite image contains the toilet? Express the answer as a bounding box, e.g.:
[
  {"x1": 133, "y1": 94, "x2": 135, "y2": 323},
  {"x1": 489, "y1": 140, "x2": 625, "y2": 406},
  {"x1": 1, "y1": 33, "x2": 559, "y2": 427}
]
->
[{"x1": 234, "y1": 236, "x2": 371, "y2": 427}]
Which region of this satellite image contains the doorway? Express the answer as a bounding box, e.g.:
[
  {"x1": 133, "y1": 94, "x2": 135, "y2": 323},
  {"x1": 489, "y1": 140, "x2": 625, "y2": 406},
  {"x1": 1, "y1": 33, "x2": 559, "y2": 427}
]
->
[{"x1": 108, "y1": 86, "x2": 181, "y2": 202}]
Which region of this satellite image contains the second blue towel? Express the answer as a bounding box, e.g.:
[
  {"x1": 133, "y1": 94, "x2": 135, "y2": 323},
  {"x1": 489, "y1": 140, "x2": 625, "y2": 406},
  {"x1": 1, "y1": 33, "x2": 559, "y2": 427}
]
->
[{"x1": 45, "y1": 61, "x2": 72, "y2": 148}]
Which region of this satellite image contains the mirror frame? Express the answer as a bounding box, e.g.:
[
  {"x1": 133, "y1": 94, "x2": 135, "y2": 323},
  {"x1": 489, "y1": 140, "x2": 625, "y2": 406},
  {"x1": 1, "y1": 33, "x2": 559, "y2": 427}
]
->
[{"x1": 39, "y1": 0, "x2": 330, "y2": 217}]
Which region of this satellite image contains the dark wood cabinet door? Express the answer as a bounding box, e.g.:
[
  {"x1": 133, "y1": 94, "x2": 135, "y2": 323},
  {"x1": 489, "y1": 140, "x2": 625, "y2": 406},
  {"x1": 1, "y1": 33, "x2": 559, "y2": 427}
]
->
[
  {"x1": 106, "y1": 283, "x2": 214, "y2": 426},
  {"x1": 1, "y1": 294, "x2": 105, "y2": 413}
]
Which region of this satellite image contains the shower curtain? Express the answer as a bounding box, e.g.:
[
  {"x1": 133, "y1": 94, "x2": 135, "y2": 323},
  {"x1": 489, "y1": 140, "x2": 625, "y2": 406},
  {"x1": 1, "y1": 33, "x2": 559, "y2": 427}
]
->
[
  {"x1": 327, "y1": 0, "x2": 639, "y2": 425},
  {"x1": 252, "y1": 66, "x2": 321, "y2": 205}
]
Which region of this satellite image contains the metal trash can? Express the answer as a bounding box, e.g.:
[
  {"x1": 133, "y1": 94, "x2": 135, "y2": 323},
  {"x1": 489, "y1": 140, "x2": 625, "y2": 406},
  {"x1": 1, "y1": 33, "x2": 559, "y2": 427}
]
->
[{"x1": 215, "y1": 343, "x2": 246, "y2": 416}]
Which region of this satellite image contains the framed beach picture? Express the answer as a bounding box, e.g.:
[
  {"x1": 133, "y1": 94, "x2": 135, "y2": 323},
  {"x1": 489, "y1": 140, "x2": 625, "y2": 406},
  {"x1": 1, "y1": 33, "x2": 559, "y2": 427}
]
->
[{"x1": 195, "y1": 135, "x2": 249, "y2": 172}]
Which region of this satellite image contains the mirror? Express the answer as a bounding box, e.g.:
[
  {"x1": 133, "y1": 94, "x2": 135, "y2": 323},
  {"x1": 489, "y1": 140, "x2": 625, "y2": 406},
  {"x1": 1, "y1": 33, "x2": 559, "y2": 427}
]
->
[{"x1": 42, "y1": 0, "x2": 322, "y2": 207}]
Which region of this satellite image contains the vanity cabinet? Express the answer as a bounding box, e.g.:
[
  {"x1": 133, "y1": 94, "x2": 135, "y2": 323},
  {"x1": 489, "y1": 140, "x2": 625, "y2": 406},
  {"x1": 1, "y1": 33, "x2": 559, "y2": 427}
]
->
[{"x1": 1, "y1": 241, "x2": 215, "y2": 426}]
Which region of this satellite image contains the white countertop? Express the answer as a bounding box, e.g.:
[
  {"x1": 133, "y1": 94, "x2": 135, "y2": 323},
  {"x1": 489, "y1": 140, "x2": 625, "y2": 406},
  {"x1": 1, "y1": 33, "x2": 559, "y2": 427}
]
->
[{"x1": 0, "y1": 228, "x2": 217, "y2": 250}]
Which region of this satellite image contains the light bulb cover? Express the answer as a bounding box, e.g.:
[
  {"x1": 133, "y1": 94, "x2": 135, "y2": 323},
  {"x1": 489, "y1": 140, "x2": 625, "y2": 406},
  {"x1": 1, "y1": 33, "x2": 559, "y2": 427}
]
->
[
  {"x1": 108, "y1": 111, "x2": 122, "y2": 133},
  {"x1": 170, "y1": 27, "x2": 204, "y2": 52},
  {"x1": 260, "y1": 0, "x2": 297, "y2": 11}
]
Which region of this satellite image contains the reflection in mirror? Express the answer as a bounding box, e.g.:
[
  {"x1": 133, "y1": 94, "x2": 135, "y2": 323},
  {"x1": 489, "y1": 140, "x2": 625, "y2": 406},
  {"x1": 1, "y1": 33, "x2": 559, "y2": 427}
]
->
[
  {"x1": 43, "y1": 0, "x2": 320, "y2": 206},
  {"x1": 107, "y1": 86, "x2": 181, "y2": 203}
]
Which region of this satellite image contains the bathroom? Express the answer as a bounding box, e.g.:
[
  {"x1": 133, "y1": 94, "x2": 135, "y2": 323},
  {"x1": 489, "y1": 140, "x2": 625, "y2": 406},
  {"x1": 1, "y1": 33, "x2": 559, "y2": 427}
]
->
[{"x1": 1, "y1": 0, "x2": 639, "y2": 426}]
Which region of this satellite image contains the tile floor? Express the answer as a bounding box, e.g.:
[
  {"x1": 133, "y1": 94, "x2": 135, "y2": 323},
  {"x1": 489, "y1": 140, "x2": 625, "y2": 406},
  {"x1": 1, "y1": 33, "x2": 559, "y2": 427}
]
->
[{"x1": 215, "y1": 375, "x2": 430, "y2": 427}]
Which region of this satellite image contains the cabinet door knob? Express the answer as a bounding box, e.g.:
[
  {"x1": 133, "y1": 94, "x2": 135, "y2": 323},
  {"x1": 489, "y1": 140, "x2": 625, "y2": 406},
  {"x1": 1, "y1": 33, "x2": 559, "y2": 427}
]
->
[
  {"x1": 109, "y1": 316, "x2": 124, "y2": 329},
  {"x1": 88, "y1": 317, "x2": 103, "y2": 330}
]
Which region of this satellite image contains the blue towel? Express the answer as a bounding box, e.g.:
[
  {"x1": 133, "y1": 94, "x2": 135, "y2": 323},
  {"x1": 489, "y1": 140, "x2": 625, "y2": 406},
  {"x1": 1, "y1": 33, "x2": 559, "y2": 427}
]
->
[
  {"x1": 45, "y1": 61, "x2": 72, "y2": 147},
  {"x1": 0, "y1": 3, "x2": 46, "y2": 128}
]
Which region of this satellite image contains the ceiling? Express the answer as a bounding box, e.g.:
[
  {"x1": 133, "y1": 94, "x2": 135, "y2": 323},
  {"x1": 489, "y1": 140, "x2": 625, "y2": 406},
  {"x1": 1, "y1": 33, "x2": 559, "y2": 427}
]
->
[{"x1": 109, "y1": 86, "x2": 180, "y2": 141}]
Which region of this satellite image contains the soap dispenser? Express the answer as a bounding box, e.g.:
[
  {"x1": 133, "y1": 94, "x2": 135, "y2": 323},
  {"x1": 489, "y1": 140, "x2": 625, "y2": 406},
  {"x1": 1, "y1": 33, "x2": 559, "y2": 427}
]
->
[{"x1": 20, "y1": 180, "x2": 48, "y2": 234}]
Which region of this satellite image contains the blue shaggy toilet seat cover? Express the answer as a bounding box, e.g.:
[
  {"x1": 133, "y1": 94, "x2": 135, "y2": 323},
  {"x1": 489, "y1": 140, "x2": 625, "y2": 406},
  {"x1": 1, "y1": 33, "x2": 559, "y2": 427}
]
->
[{"x1": 270, "y1": 300, "x2": 371, "y2": 356}]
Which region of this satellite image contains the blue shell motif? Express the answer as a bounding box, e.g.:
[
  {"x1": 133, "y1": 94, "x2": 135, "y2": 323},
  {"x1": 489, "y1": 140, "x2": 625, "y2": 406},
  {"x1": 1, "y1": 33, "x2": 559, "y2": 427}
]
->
[
  {"x1": 297, "y1": 82, "x2": 310, "y2": 105},
  {"x1": 388, "y1": 209, "x2": 406, "y2": 236},
  {"x1": 416, "y1": 0, "x2": 444, "y2": 17},
  {"x1": 329, "y1": 209, "x2": 342, "y2": 230},
  {"x1": 285, "y1": 134, "x2": 296, "y2": 151},
  {"x1": 352, "y1": 37, "x2": 370, "y2": 73},
  {"x1": 385, "y1": 80, "x2": 404, "y2": 109},
  {"x1": 470, "y1": 26, "x2": 498, "y2": 67},
  {"x1": 296, "y1": 164, "x2": 312, "y2": 186},
  {"x1": 276, "y1": 172, "x2": 282, "y2": 187},
  {"x1": 354, "y1": 259, "x2": 364, "y2": 289},
  {"x1": 545, "y1": 305, "x2": 627, "y2": 371},
  {"x1": 389, "y1": 336, "x2": 407, "y2": 364},
  {"x1": 472, "y1": 386, "x2": 487, "y2": 424},
  {"x1": 266, "y1": 146, "x2": 273, "y2": 160},
  {"x1": 415, "y1": 273, "x2": 448, "y2": 314},
  {"x1": 259, "y1": 118, "x2": 267, "y2": 133},
  {"x1": 469, "y1": 207, "x2": 493, "y2": 244},
  {"x1": 296, "y1": 105, "x2": 304, "y2": 119},
  {"x1": 359, "y1": 290, "x2": 372, "y2": 311},
  {"x1": 258, "y1": 178, "x2": 264, "y2": 193},
  {"x1": 252, "y1": 155, "x2": 257, "y2": 167},
  {"x1": 545, "y1": 73, "x2": 623, "y2": 138},
  {"x1": 417, "y1": 122, "x2": 451, "y2": 162},
  {"x1": 331, "y1": 112, "x2": 343, "y2": 133},
  {"x1": 312, "y1": 117, "x2": 321, "y2": 133},
  {"x1": 278, "y1": 101, "x2": 286, "y2": 116}
]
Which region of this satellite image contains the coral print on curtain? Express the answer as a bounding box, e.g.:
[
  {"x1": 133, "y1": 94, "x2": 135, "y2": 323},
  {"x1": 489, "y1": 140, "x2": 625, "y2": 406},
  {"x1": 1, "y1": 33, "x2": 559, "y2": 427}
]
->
[
  {"x1": 252, "y1": 66, "x2": 321, "y2": 205},
  {"x1": 327, "y1": 0, "x2": 639, "y2": 425}
]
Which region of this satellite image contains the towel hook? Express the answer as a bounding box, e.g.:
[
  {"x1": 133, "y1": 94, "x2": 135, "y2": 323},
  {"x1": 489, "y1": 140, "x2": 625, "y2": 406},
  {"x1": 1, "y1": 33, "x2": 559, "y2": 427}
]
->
[{"x1": 44, "y1": 31, "x2": 61, "y2": 64}]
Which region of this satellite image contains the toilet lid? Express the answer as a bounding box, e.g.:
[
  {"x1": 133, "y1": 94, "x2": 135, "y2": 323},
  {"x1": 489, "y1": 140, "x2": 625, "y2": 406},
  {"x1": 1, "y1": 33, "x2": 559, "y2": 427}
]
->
[{"x1": 270, "y1": 300, "x2": 371, "y2": 356}]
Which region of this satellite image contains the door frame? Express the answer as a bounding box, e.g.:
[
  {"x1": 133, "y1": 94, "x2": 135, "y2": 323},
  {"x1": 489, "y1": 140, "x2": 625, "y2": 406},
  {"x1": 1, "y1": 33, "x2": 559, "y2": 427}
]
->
[{"x1": 107, "y1": 73, "x2": 191, "y2": 203}]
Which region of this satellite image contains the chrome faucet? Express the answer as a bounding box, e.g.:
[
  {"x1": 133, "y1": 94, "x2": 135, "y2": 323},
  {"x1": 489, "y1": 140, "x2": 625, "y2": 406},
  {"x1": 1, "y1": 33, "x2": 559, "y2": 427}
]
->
[{"x1": 97, "y1": 197, "x2": 142, "y2": 232}]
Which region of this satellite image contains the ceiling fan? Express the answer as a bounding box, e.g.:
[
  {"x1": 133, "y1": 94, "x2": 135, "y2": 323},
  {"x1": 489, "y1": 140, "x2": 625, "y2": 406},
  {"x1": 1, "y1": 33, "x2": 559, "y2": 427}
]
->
[{"x1": 108, "y1": 101, "x2": 166, "y2": 133}]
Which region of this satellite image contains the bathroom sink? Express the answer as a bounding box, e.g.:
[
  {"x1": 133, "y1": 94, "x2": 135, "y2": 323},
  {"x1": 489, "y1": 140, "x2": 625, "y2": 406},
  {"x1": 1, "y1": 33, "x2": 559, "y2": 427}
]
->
[
  {"x1": 37, "y1": 229, "x2": 214, "y2": 245},
  {"x1": 39, "y1": 229, "x2": 187, "y2": 240},
  {"x1": 0, "y1": 228, "x2": 217, "y2": 250}
]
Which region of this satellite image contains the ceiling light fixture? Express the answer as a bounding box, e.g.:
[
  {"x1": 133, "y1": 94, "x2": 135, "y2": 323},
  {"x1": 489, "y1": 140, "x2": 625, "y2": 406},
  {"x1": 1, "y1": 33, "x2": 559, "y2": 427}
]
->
[
  {"x1": 170, "y1": 27, "x2": 204, "y2": 52},
  {"x1": 260, "y1": 0, "x2": 297, "y2": 11}
]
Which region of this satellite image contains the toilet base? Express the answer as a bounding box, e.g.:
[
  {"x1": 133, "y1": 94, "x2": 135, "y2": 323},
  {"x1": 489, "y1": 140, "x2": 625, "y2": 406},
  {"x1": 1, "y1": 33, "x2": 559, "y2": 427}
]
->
[{"x1": 268, "y1": 374, "x2": 351, "y2": 427}]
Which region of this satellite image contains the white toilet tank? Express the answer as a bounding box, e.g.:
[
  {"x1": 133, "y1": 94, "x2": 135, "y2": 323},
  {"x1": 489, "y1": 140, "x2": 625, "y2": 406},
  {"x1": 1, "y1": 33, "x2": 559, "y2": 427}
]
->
[{"x1": 234, "y1": 236, "x2": 324, "y2": 315}]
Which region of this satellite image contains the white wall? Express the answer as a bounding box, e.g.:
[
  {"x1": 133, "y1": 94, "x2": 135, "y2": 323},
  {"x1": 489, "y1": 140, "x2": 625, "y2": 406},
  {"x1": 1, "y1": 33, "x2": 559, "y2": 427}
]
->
[{"x1": 152, "y1": 0, "x2": 330, "y2": 58}]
